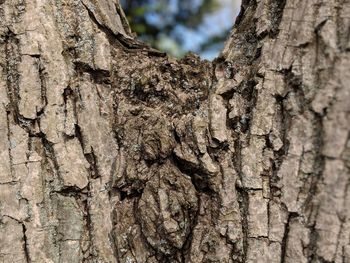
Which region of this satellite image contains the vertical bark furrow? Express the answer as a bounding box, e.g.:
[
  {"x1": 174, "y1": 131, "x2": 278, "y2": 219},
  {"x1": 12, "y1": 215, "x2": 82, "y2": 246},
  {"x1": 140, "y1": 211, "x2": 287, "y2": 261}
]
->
[{"x1": 21, "y1": 223, "x2": 30, "y2": 263}]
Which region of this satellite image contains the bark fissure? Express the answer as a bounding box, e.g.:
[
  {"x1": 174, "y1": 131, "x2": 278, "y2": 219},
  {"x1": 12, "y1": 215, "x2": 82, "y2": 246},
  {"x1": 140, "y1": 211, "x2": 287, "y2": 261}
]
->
[{"x1": 21, "y1": 223, "x2": 30, "y2": 263}]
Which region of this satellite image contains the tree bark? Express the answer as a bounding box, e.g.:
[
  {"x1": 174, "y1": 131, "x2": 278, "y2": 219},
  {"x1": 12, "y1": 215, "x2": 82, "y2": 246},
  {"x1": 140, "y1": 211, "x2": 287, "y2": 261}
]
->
[{"x1": 0, "y1": 0, "x2": 349, "y2": 262}]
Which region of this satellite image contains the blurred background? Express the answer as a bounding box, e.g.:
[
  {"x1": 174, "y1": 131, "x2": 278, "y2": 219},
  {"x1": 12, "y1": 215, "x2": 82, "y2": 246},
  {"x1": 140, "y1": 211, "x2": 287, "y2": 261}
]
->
[{"x1": 120, "y1": 0, "x2": 241, "y2": 60}]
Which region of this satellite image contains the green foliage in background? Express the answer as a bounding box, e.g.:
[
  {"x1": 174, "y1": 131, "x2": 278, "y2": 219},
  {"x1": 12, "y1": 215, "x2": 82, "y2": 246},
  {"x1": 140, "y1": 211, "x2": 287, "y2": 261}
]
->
[{"x1": 121, "y1": 0, "x2": 228, "y2": 57}]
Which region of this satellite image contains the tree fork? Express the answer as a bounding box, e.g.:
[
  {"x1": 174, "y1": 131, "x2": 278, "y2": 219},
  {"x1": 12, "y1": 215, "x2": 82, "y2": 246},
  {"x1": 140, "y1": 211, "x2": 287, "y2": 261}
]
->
[{"x1": 0, "y1": 0, "x2": 349, "y2": 262}]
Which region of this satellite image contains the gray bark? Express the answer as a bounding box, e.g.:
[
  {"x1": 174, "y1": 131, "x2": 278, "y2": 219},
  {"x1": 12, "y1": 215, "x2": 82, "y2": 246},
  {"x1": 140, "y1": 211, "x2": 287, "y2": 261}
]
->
[{"x1": 0, "y1": 0, "x2": 349, "y2": 262}]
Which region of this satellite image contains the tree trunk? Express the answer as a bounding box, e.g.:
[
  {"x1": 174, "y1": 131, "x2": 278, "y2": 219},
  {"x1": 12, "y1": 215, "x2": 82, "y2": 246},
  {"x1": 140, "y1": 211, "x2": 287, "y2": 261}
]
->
[{"x1": 0, "y1": 0, "x2": 349, "y2": 262}]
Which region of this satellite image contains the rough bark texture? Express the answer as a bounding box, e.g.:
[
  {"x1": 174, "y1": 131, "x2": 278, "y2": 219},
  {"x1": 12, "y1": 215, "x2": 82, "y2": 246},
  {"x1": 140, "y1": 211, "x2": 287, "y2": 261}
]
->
[{"x1": 0, "y1": 0, "x2": 349, "y2": 262}]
